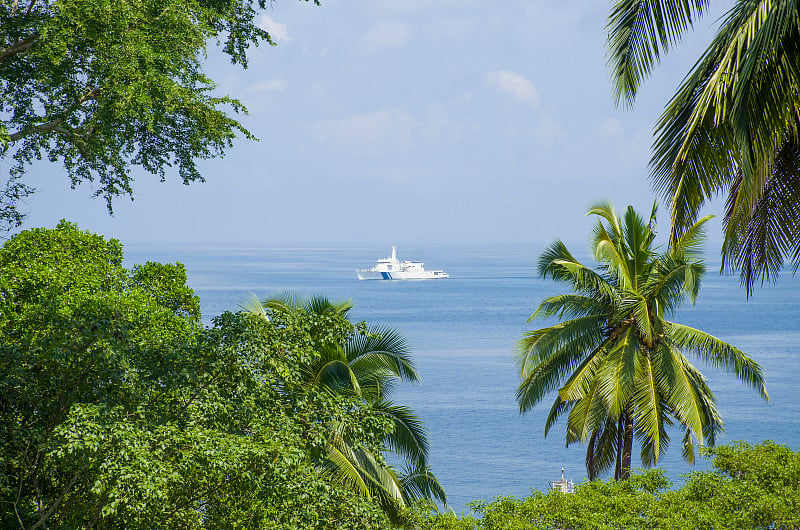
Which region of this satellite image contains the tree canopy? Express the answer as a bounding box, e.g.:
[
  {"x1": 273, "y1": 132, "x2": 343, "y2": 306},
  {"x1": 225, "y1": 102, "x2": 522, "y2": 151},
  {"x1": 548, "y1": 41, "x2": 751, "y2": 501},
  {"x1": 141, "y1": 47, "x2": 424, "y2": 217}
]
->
[
  {"x1": 0, "y1": 0, "x2": 317, "y2": 231},
  {"x1": 0, "y1": 221, "x2": 400, "y2": 528}
]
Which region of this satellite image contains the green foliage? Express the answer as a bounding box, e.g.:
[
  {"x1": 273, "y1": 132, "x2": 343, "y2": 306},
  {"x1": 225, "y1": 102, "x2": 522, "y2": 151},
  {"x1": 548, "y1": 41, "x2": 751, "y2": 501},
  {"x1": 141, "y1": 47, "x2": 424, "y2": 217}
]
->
[
  {"x1": 405, "y1": 442, "x2": 800, "y2": 529},
  {"x1": 246, "y1": 294, "x2": 447, "y2": 520},
  {"x1": 605, "y1": 0, "x2": 800, "y2": 294},
  {"x1": 0, "y1": 0, "x2": 319, "y2": 231},
  {"x1": 517, "y1": 202, "x2": 767, "y2": 481},
  {"x1": 0, "y1": 222, "x2": 395, "y2": 528}
]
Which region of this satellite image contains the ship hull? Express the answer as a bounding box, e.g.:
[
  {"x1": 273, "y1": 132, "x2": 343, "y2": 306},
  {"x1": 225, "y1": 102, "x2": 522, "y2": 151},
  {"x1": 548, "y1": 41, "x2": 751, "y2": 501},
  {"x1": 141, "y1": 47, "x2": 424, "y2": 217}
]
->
[{"x1": 357, "y1": 269, "x2": 448, "y2": 280}]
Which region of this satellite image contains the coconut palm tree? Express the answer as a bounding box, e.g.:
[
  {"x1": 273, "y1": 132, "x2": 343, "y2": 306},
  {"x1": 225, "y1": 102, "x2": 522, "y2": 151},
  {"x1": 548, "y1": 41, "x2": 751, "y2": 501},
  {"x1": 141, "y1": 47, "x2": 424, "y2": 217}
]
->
[
  {"x1": 606, "y1": 0, "x2": 800, "y2": 294},
  {"x1": 241, "y1": 293, "x2": 446, "y2": 516},
  {"x1": 516, "y1": 201, "x2": 769, "y2": 480}
]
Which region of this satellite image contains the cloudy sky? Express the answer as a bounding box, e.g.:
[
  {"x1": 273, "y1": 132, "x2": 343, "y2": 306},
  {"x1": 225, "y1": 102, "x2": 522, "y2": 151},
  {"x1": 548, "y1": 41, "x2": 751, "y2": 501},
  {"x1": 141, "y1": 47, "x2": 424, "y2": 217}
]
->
[{"x1": 20, "y1": 0, "x2": 728, "y2": 247}]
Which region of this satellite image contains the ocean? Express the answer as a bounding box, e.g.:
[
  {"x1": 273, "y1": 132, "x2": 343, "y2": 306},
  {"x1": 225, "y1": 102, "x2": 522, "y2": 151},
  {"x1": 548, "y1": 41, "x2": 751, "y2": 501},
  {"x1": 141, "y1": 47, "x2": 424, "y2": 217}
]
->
[{"x1": 126, "y1": 243, "x2": 800, "y2": 514}]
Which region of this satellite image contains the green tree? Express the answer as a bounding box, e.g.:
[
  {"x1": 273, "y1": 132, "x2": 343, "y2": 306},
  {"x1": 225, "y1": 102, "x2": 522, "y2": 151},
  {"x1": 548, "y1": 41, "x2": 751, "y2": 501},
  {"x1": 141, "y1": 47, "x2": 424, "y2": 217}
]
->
[
  {"x1": 606, "y1": 0, "x2": 800, "y2": 294},
  {"x1": 0, "y1": 0, "x2": 317, "y2": 231},
  {"x1": 244, "y1": 293, "x2": 447, "y2": 519},
  {"x1": 0, "y1": 222, "x2": 395, "y2": 528},
  {"x1": 407, "y1": 441, "x2": 800, "y2": 530},
  {"x1": 515, "y1": 202, "x2": 768, "y2": 481}
]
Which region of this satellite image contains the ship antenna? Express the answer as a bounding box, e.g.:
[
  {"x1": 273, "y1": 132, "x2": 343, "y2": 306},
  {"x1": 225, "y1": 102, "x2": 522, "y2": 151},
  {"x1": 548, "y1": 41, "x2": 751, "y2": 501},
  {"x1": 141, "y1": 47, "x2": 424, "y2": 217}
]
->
[{"x1": 392, "y1": 246, "x2": 396, "y2": 261}]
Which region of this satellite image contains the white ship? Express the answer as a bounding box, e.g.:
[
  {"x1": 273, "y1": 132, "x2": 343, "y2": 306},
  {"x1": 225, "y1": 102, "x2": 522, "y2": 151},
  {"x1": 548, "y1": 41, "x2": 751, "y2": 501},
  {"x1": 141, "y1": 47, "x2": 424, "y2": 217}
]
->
[{"x1": 357, "y1": 247, "x2": 449, "y2": 280}]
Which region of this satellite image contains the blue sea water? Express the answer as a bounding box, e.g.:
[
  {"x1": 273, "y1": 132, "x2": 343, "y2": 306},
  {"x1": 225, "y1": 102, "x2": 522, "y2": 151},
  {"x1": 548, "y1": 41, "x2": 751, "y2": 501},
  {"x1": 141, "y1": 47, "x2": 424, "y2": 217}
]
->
[{"x1": 126, "y1": 244, "x2": 800, "y2": 514}]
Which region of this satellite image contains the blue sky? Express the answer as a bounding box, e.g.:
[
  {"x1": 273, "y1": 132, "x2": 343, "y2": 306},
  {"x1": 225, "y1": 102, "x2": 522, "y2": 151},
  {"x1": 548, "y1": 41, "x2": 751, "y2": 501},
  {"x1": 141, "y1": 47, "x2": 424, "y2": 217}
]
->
[{"x1": 20, "y1": 0, "x2": 729, "y2": 247}]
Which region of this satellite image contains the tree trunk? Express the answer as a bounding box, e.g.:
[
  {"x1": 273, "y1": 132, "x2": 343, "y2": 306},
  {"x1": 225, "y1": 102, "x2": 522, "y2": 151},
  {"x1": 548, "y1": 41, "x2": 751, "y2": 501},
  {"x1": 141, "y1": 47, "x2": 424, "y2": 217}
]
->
[
  {"x1": 620, "y1": 408, "x2": 634, "y2": 480},
  {"x1": 586, "y1": 431, "x2": 597, "y2": 481},
  {"x1": 614, "y1": 416, "x2": 623, "y2": 480}
]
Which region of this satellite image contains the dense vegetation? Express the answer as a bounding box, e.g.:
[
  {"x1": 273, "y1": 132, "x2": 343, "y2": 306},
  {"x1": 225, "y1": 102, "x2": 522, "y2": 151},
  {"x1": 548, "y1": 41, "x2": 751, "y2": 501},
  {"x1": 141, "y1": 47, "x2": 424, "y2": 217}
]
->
[
  {"x1": 404, "y1": 441, "x2": 800, "y2": 530},
  {"x1": 0, "y1": 222, "x2": 419, "y2": 528}
]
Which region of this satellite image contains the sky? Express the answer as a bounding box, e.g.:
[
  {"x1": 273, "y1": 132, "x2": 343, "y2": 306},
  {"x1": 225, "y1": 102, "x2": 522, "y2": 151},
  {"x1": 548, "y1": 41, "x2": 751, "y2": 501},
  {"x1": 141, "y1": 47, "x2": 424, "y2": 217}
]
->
[{"x1": 17, "y1": 0, "x2": 730, "y2": 247}]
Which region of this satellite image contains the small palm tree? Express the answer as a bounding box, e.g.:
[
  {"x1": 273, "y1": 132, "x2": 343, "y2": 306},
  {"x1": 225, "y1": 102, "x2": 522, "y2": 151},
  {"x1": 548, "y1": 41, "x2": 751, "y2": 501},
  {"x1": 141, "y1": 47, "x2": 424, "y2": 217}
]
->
[
  {"x1": 516, "y1": 201, "x2": 769, "y2": 480},
  {"x1": 242, "y1": 293, "x2": 446, "y2": 516}
]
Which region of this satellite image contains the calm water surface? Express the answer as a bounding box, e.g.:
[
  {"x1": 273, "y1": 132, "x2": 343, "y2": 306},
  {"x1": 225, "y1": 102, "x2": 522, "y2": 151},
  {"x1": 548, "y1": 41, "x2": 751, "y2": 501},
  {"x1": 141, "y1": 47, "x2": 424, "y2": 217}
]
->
[{"x1": 126, "y1": 244, "x2": 800, "y2": 513}]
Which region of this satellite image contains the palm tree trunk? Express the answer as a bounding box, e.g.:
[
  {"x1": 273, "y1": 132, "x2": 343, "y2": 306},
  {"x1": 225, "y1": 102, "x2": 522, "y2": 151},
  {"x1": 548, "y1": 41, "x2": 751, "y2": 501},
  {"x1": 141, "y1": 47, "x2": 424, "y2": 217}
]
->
[
  {"x1": 587, "y1": 431, "x2": 597, "y2": 481},
  {"x1": 614, "y1": 416, "x2": 623, "y2": 480},
  {"x1": 620, "y1": 408, "x2": 634, "y2": 480}
]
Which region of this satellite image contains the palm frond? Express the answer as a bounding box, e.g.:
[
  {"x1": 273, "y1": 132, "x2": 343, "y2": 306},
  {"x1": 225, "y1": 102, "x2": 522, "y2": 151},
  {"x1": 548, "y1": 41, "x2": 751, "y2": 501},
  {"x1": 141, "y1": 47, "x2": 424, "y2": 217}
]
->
[
  {"x1": 516, "y1": 314, "x2": 607, "y2": 379},
  {"x1": 239, "y1": 292, "x2": 269, "y2": 320},
  {"x1": 321, "y1": 440, "x2": 372, "y2": 498},
  {"x1": 538, "y1": 240, "x2": 618, "y2": 302},
  {"x1": 565, "y1": 380, "x2": 607, "y2": 444},
  {"x1": 399, "y1": 461, "x2": 448, "y2": 506},
  {"x1": 313, "y1": 356, "x2": 362, "y2": 397},
  {"x1": 586, "y1": 417, "x2": 621, "y2": 480},
  {"x1": 587, "y1": 200, "x2": 623, "y2": 237},
  {"x1": 631, "y1": 346, "x2": 666, "y2": 464},
  {"x1": 372, "y1": 399, "x2": 430, "y2": 466},
  {"x1": 544, "y1": 396, "x2": 571, "y2": 437},
  {"x1": 652, "y1": 343, "x2": 704, "y2": 442},
  {"x1": 593, "y1": 327, "x2": 638, "y2": 417},
  {"x1": 672, "y1": 214, "x2": 713, "y2": 260},
  {"x1": 607, "y1": 0, "x2": 710, "y2": 106},
  {"x1": 652, "y1": 0, "x2": 800, "y2": 245},
  {"x1": 667, "y1": 322, "x2": 769, "y2": 399},
  {"x1": 531, "y1": 294, "x2": 611, "y2": 321},
  {"x1": 347, "y1": 324, "x2": 418, "y2": 383},
  {"x1": 517, "y1": 319, "x2": 612, "y2": 412},
  {"x1": 305, "y1": 295, "x2": 354, "y2": 316},
  {"x1": 722, "y1": 138, "x2": 800, "y2": 296},
  {"x1": 648, "y1": 256, "x2": 705, "y2": 311},
  {"x1": 592, "y1": 222, "x2": 634, "y2": 289}
]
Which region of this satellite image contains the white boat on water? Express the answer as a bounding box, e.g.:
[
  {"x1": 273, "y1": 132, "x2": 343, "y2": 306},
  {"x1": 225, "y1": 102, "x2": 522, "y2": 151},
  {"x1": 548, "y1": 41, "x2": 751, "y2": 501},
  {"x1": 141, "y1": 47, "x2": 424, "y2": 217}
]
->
[
  {"x1": 357, "y1": 247, "x2": 449, "y2": 280},
  {"x1": 549, "y1": 469, "x2": 575, "y2": 494}
]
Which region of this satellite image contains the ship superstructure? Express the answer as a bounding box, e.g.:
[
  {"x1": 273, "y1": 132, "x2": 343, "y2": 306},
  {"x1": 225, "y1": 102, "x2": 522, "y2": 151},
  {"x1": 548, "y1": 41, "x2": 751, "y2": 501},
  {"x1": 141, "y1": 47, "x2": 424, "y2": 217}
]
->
[{"x1": 356, "y1": 247, "x2": 448, "y2": 280}]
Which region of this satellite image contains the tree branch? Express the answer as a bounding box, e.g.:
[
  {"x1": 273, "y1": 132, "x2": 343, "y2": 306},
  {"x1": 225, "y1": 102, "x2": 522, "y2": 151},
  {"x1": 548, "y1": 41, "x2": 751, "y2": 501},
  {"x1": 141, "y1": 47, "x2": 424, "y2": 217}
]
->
[
  {"x1": 0, "y1": 33, "x2": 38, "y2": 63},
  {"x1": 29, "y1": 468, "x2": 83, "y2": 530},
  {"x1": 8, "y1": 120, "x2": 62, "y2": 142},
  {"x1": 8, "y1": 87, "x2": 101, "y2": 143}
]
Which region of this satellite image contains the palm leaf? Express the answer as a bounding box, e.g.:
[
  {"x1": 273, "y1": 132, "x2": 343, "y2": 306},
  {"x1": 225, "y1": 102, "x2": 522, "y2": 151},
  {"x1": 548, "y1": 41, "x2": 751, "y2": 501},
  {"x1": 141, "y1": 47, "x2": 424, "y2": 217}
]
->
[
  {"x1": 372, "y1": 399, "x2": 430, "y2": 466},
  {"x1": 667, "y1": 322, "x2": 769, "y2": 399},
  {"x1": 239, "y1": 292, "x2": 269, "y2": 320},
  {"x1": 346, "y1": 324, "x2": 418, "y2": 383},
  {"x1": 607, "y1": 0, "x2": 710, "y2": 106},
  {"x1": 399, "y1": 461, "x2": 448, "y2": 506},
  {"x1": 722, "y1": 139, "x2": 800, "y2": 295}
]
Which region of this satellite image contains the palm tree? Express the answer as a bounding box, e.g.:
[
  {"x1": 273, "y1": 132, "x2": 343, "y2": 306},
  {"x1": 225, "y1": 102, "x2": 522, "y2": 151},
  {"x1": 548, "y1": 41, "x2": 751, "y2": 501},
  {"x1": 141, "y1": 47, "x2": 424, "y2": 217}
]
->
[
  {"x1": 516, "y1": 202, "x2": 769, "y2": 481},
  {"x1": 241, "y1": 293, "x2": 446, "y2": 516},
  {"x1": 606, "y1": 0, "x2": 800, "y2": 294}
]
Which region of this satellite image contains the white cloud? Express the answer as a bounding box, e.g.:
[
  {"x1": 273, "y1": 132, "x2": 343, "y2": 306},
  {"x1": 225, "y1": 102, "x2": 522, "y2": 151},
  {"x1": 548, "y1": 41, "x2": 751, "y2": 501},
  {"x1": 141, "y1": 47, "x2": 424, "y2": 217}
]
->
[
  {"x1": 312, "y1": 108, "x2": 416, "y2": 155},
  {"x1": 485, "y1": 70, "x2": 540, "y2": 108},
  {"x1": 250, "y1": 78, "x2": 288, "y2": 93},
  {"x1": 259, "y1": 15, "x2": 290, "y2": 43},
  {"x1": 360, "y1": 20, "x2": 411, "y2": 51}
]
